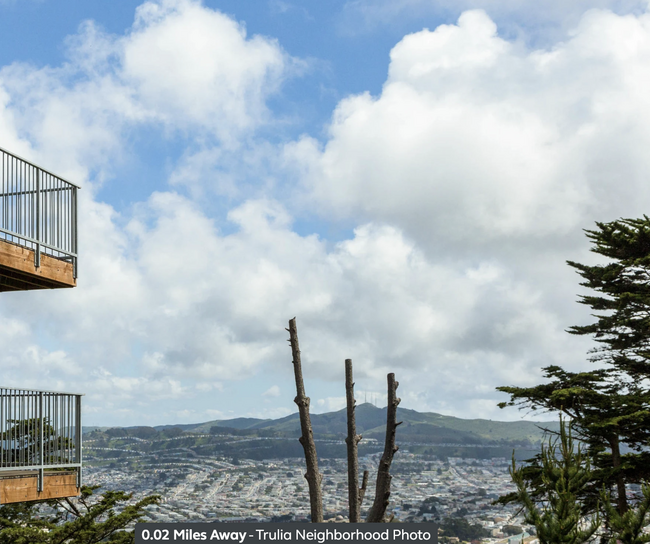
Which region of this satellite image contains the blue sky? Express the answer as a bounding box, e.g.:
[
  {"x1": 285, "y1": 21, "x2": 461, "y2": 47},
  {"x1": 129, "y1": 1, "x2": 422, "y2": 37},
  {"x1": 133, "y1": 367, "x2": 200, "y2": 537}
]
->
[{"x1": 1, "y1": 0, "x2": 650, "y2": 427}]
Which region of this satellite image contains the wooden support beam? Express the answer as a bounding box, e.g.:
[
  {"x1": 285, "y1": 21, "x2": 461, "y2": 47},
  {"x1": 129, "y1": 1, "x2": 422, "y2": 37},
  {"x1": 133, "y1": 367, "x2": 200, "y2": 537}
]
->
[
  {"x1": 0, "y1": 238, "x2": 75, "y2": 291},
  {"x1": 0, "y1": 472, "x2": 80, "y2": 504}
]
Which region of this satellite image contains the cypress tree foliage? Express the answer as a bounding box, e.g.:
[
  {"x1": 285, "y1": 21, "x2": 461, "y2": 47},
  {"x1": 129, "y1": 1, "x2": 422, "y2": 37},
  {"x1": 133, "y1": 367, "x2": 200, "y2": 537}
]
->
[
  {"x1": 602, "y1": 484, "x2": 650, "y2": 544},
  {"x1": 498, "y1": 217, "x2": 650, "y2": 515},
  {"x1": 510, "y1": 418, "x2": 600, "y2": 544},
  {"x1": 0, "y1": 485, "x2": 160, "y2": 544}
]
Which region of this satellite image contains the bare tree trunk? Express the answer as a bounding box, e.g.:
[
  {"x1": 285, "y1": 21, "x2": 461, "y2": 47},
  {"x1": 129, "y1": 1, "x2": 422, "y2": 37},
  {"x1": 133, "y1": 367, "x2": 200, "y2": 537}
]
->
[
  {"x1": 345, "y1": 359, "x2": 362, "y2": 522},
  {"x1": 287, "y1": 317, "x2": 323, "y2": 523},
  {"x1": 366, "y1": 373, "x2": 401, "y2": 522},
  {"x1": 609, "y1": 433, "x2": 628, "y2": 514}
]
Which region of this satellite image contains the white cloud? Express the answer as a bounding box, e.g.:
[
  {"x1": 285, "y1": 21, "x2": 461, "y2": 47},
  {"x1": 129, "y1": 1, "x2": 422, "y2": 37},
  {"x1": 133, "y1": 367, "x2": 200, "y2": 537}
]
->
[
  {"x1": 341, "y1": 0, "x2": 650, "y2": 44},
  {"x1": 263, "y1": 385, "x2": 281, "y2": 397},
  {"x1": 0, "y1": 0, "x2": 290, "y2": 182},
  {"x1": 5, "y1": 3, "x2": 650, "y2": 425},
  {"x1": 123, "y1": 0, "x2": 287, "y2": 143},
  {"x1": 290, "y1": 8, "x2": 650, "y2": 255},
  {"x1": 316, "y1": 397, "x2": 346, "y2": 412}
]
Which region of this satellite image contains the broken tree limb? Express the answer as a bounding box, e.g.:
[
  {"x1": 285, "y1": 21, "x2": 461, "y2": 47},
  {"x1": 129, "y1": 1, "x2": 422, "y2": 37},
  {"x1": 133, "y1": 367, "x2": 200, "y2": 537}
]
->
[
  {"x1": 359, "y1": 470, "x2": 369, "y2": 510},
  {"x1": 345, "y1": 359, "x2": 362, "y2": 522},
  {"x1": 365, "y1": 373, "x2": 401, "y2": 522},
  {"x1": 287, "y1": 317, "x2": 323, "y2": 523}
]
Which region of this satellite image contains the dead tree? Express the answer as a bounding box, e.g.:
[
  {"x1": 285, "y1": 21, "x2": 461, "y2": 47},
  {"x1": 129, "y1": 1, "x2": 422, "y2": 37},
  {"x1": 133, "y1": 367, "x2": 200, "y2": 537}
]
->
[
  {"x1": 287, "y1": 317, "x2": 323, "y2": 522},
  {"x1": 287, "y1": 319, "x2": 399, "y2": 523},
  {"x1": 345, "y1": 359, "x2": 362, "y2": 522},
  {"x1": 365, "y1": 373, "x2": 401, "y2": 522}
]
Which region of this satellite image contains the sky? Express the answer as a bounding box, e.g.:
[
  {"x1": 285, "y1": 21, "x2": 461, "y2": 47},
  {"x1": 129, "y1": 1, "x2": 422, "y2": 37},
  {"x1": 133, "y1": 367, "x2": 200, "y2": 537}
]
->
[{"x1": 1, "y1": 0, "x2": 650, "y2": 427}]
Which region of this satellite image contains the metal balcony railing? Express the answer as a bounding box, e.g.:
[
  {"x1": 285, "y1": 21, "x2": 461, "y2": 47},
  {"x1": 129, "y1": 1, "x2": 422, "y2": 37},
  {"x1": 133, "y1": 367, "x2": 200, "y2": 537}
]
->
[
  {"x1": 0, "y1": 146, "x2": 79, "y2": 277},
  {"x1": 0, "y1": 388, "x2": 82, "y2": 490}
]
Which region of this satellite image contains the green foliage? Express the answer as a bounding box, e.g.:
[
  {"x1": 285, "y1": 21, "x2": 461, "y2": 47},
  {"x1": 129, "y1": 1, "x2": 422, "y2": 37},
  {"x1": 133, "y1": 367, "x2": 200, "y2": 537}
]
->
[
  {"x1": 503, "y1": 525, "x2": 524, "y2": 536},
  {"x1": 0, "y1": 485, "x2": 160, "y2": 544},
  {"x1": 601, "y1": 484, "x2": 650, "y2": 544},
  {"x1": 510, "y1": 418, "x2": 600, "y2": 544},
  {"x1": 439, "y1": 517, "x2": 490, "y2": 541},
  {"x1": 1, "y1": 417, "x2": 73, "y2": 464},
  {"x1": 498, "y1": 216, "x2": 650, "y2": 515}
]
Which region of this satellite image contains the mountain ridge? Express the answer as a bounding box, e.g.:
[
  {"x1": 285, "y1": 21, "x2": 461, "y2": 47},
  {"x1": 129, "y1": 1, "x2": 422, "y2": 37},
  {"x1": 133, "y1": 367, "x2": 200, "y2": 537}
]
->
[{"x1": 114, "y1": 403, "x2": 559, "y2": 446}]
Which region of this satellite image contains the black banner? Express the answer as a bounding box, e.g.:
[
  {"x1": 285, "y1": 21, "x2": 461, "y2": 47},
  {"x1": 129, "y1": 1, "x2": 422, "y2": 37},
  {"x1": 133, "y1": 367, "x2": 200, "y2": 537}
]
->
[{"x1": 135, "y1": 523, "x2": 438, "y2": 544}]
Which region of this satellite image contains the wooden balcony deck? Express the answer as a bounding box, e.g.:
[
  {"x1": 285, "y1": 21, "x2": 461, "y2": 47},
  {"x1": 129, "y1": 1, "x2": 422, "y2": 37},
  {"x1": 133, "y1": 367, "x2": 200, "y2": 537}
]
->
[
  {"x1": 0, "y1": 470, "x2": 80, "y2": 504},
  {"x1": 0, "y1": 238, "x2": 76, "y2": 292}
]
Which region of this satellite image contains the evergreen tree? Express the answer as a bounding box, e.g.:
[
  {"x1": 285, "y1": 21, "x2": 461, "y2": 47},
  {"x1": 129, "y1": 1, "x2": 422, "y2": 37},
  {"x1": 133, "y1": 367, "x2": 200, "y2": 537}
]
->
[
  {"x1": 0, "y1": 485, "x2": 160, "y2": 544},
  {"x1": 602, "y1": 484, "x2": 650, "y2": 544},
  {"x1": 498, "y1": 216, "x2": 650, "y2": 514},
  {"x1": 510, "y1": 418, "x2": 600, "y2": 544}
]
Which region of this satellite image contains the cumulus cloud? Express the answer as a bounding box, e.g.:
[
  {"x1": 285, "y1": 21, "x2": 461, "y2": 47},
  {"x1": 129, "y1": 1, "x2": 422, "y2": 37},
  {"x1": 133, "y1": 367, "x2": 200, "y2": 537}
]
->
[
  {"x1": 340, "y1": 0, "x2": 649, "y2": 44},
  {"x1": 123, "y1": 0, "x2": 287, "y2": 143},
  {"x1": 263, "y1": 385, "x2": 281, "y2": 397},
  {"x1": 290, "y1": 8, "x2": 650, "y2": 256},
  {"x1": 279, "y1": 6, "x2": 650, "y2": 415},
  {"x1": 0, "y1": 0, "x2": 290, "y2": 181},
  {"x1": 4, "y1": 3, "x2": 650, "y2": 425}
]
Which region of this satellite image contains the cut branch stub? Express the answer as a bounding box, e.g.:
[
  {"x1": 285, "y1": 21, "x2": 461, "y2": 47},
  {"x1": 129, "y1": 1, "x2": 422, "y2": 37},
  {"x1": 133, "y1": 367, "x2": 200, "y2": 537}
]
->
[
  {"x1": 288, "y1": 317, "x2": 323, "y2": 523},
  {"x1": 359, "y1": 470, "x2": 370, "y2": 509},
  {"x1": 366, "y1": 373, "x2": 400, "y2": 522}
]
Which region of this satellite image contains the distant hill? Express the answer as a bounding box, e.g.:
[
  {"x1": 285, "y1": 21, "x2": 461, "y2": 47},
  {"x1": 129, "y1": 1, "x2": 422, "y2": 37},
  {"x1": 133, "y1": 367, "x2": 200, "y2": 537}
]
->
[
  {"x1": 138, "y1": 403, "x2": 559, "y2": 447},
  {"x1": 82, "y1": 405, "x2": 561, "y2": 462}
]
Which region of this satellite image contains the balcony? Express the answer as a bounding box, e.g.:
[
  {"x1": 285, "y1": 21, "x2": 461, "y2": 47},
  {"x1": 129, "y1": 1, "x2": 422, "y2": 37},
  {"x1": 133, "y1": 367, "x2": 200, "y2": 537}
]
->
[
  {"x1": 0, "y1": 387, "x2": 82, "y2": 504},
  {"x1": 0, "y1": 146, "x2": 78, "y2": 292}
]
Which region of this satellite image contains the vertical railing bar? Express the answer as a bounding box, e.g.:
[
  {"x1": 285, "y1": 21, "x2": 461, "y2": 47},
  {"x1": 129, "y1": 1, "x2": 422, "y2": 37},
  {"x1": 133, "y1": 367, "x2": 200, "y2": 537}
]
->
[
  {"x1": 69, "y1": 395, "x2": 72, "y2": 463},
  {"x1": 10, "y1": 390, "x2": 14, "y2": 467},
  {"x1": 41, "y1": 173, "x2": 50, "y2": 244},
  {"x1": 39, "y1": 392, "x2": 44, "y2": 491},
  {"x1": 10, "y1": 157, "x2": 13, "y2": 242},
  {"x1": 1, "y1": 389, "x2": 4, "y2": 468},
  {"x1": 61, "y1": 394, "x2": 63, "y2": 463},
  {"x1": 27, "y1": 166, "x2": 31, "y2": 242},
  {"x1": 45, "y1": 394, "x2": 50, "y2": 467},
  {"x1": 65, "y1": 395, "x2": 68, "y2": 462},
  {"x1": 16, "y1": 391, "x2": 19, "y2": 468},
  {"x1": 16, "y1": 160, "x2": 20, "y2": 242},
  {"x1": 28, "y1": 393, "x2": 32, "y2": 466},
  {"x1": 53, "y1": 393, "x2": 57, "y2": 465},
  {"x1": 28, "y1": 166, "x2": 31, "y2": 243},
  {"x1": 58, "y1": 394, "x2": 62, "y2": 464},
  {"x1": 7, "y1": 390, "x2": 9, "y2": 467},
  {"x1": 21, "y1": 161, "x2": 23, "y2": 239},
  {"x1": 74, "y1": 184, "x2": 78, "y2": 277},
  {"x1": 36, "y1": 169, "x2": 41, "y2": 267},
  {"x1": 21, "y1": 161, "x2": 24, "y2": 240},
  {"x1": 8, "y1": 391, "x2": 12, "y2": 467},
  {"x1": 50, "y1": 175, "x2": 53, "y2": 250},
  {"x1": 28, "y1": 393, "x2": 31, "y2": 466},
  {"x1": 76, "y1": 394, "x2": 82, "y2": 488},
  {"x1": 19, "y1": 392, "x2": 23, "y2": 467},
  {"x1": 0, "y1": 389, "x2": 4, "y2": 468},
  {"x1": 54, "y1": 177, "x2": 57, "y2": 253},
  {"x1": 57, "y1": 178, "x2": 60, "y2": 253},
  {"x1": 64, "y1": 395, "x2": 67, "y2": 464}
]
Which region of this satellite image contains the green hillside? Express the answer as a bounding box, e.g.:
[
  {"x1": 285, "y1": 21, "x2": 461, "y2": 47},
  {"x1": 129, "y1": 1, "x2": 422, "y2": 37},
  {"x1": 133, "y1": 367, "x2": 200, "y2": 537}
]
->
[{"x1": 136, "y1": 403, "x2": 559, "y2": 446}]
